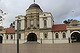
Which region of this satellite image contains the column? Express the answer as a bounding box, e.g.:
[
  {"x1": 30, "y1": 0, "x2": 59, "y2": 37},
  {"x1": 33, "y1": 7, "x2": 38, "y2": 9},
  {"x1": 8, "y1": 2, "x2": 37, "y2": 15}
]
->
[
  {"x1": 15, "y1": 21, "x2": 17, "y2": 30},
  {"x1": 34, "y1": 16, "x2": 37, "y2": 28},
  {"x1": 59, "y1": 32, "x2": 62, "y2": 40},
  {"x1": 67, "y1": 30, "x2": 71, "y2": 43},
  {"x1": 39, "y1": 18, "x2": 44, "y2": 28},
  {"x1": 47, "y1": 17, "x2": 52, "y2": 28},
  {"x1": 27, "y1": 19, "x2": 30, "y2": 28},
  {"x1": 3, "y1": 34, "x2": 6, "y2": 44},
  {"x1": 21, "y1": 19, "x2": 25, "y2": 30}
]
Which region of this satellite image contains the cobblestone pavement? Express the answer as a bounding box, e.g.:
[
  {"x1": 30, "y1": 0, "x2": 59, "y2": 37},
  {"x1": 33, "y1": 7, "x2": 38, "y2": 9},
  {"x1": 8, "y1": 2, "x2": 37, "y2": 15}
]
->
[{"x1": 0, "y1": 43, "x2": 80, "y2": 53}]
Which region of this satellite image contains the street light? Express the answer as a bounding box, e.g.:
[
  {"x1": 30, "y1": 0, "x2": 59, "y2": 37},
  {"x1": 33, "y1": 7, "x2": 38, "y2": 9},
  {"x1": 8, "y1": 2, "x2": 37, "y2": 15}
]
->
[{"x1": 17, "y1": 17, "x2": 20, "y2": 53}]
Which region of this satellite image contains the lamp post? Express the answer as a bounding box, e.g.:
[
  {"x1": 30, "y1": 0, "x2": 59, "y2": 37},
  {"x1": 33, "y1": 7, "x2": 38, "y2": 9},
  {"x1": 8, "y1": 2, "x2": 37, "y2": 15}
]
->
[{"x1": 17, "y1": 18, "x2": 20, "y2": 53}]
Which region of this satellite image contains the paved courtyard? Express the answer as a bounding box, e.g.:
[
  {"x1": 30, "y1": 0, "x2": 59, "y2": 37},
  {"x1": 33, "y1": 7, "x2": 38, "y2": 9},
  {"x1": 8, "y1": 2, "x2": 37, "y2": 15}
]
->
[{"x1": 0, "y1": 43, "x2": 80, "y2": 53}]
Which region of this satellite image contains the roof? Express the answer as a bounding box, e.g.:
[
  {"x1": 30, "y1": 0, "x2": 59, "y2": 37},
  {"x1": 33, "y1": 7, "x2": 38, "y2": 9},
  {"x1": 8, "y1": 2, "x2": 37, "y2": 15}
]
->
[
  {"x1": 29, "y1": 4, "x2": 40, "y2": 9},
  {"x1": 4, "y1": 24, "x2": 67, "y2": 33},
  {"x1": 5, "y1": 28, "x2": 15, "y2": 34},
  {"x1": 52, "y1": 24, "x2": 67, "y2": 32},
  {"x1": 28, "y1": 3, "x2": 43, "y2": 12}
]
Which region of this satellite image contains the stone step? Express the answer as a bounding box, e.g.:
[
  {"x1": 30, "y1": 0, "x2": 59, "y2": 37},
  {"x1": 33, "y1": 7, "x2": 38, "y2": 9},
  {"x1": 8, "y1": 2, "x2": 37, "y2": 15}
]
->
[{"x1": 24, "y1": 41, "x2": 40, "y2": 44}]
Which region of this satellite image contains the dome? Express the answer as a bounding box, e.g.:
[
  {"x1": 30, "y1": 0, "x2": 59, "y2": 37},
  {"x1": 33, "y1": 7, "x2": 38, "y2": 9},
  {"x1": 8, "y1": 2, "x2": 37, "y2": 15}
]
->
[
  {"x1": 28, "y1": 3, "x2": 43, "y2": 11},
  {"x1": 29, "y1": 4, "x2": 40, "y2": 9}
]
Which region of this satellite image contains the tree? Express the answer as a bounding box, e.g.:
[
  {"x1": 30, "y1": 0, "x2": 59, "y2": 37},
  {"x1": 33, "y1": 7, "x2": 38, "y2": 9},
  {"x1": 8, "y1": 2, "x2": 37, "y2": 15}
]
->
[
  {"x1": 63, "y1": 19, "x2": 73, "y2": 24},
  {"x1": 10, "y1": 21, "x2": 15, "y2": 28}
]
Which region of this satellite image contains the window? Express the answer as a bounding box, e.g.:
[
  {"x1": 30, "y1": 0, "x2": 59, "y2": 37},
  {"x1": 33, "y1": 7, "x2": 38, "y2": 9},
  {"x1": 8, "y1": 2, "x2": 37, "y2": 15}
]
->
[
  {"x1": 11, "y1": 35, "x2": 13, "y2": 39},
  {"x1": 6, "y1": 35, "x2": 8, "y2": 39},
  {"x1": 63, "y1": 33, "x2": 66, "y2": 38},
  {"x1": 44, "y1": 20, "x2": 47, "y2": 27},
  {"x1": 0, "y1": 29, "x2": 2, "y2": 31},
  {"x1": 19, "y1": 34, "x2": 21, "y2": 39},
  {"x1": 37, "y1": 19, "x2": 39, "y2": 27},
  {"x1": 44, "y1": 34, "x2": 47, "y2": 38},
  {"x1": 30, "y1": 20, "x2": 34, "y2": 27},
  {"x1": 55, "y1": 33, "x2": 59, "y2": 38}
]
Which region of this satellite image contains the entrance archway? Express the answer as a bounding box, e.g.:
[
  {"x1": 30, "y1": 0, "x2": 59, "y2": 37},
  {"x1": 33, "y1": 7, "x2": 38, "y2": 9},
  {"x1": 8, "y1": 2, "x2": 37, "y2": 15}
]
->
[
  {"x1": 27, "y1": 33, "x2": 37, "y2": 42},
  {"x1": 0, "y1": 36, "x2": 3, "y2": 44},
  {"x1": 71, "y1": 32, "x2": 80, "y2": 43}
]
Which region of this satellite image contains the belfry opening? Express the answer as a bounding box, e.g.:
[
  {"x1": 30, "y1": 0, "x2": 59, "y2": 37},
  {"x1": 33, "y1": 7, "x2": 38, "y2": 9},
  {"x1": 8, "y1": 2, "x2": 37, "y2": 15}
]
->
[
  {"x1": 27, "y1": 33, "x2": 37, "y2": 42},
  {"x1": 71, "y1": 32, "x2": 80, "y2": 43}
]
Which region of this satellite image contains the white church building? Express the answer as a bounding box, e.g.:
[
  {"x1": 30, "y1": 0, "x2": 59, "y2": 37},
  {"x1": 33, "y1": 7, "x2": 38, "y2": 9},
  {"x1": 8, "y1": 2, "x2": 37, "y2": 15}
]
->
[{"x1": 0, "y1": 3, "x2": 80, "y2": 44}]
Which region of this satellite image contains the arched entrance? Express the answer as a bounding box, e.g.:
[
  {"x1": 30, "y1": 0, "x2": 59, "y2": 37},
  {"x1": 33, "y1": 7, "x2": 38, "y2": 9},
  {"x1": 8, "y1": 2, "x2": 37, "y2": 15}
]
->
[
  {"x1": 27, "y1": 33, "x2": 37, "y2": 42},
  {"x1": 0, "y1": 36, "x2": 3, "y2": 44},
  {"x1": 71, "y1": 32, "x2": 80, "y2": 43}
]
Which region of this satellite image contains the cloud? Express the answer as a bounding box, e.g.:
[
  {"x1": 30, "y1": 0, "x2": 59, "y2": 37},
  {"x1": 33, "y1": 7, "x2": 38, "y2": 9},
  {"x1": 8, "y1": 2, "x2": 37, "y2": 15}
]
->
[
  {"x1": 36, "y1": 0, "x2": 80, "y2": 23},
  {"x1": 0, "y1": 0, "x2": 80, "y2": 27}
]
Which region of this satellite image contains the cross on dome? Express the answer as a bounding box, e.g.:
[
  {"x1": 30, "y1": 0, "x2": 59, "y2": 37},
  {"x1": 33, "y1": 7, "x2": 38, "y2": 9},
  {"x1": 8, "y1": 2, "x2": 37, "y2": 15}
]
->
[{"x1": 34, "y1": 0, "x2": 35, "y2": 4}]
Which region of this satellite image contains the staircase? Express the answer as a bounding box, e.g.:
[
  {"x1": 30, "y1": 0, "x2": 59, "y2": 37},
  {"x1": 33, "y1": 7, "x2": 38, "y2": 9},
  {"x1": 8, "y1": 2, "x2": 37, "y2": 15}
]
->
[{"x1": 24, "y1": 41, "x2": 40, "y2": 44}]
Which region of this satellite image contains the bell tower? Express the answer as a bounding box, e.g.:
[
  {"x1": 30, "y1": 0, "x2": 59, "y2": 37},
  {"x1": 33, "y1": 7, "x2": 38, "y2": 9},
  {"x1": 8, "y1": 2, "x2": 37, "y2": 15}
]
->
[
  {"x1": 26, "y1": 2, "x2": 43, "y2": 30},
  {"x1": 15, "y1": 0, "x2": 54, "y2": 44}
]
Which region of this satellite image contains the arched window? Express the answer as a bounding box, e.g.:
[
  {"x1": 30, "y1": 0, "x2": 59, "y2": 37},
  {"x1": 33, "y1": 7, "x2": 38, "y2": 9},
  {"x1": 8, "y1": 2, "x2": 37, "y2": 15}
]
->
[
  {"x1": 11, "y1": 35, "x2": 13, "y2": 39},
  {"x1": 44, "y1": 34, "x2": 47, "y2": 38},
  {"x1": 55, "y1": 33, "x2": 59, "y2": 38},
  {"x1": 63, "y1": 33, "x2": 66, "y2": 38},
  {"x1": 6, "y1": 35, "x2": 8, "y2": 39}
]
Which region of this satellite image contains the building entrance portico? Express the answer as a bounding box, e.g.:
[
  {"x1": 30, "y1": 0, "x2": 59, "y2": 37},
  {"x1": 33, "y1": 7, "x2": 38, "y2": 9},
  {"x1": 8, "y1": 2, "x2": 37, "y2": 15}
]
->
[
  {"x1": 27, "y1": 33, "x2": 37, "y2": 42},
  {"x1": 71, "y1": 32, "x2": 80, "y2": 43}
]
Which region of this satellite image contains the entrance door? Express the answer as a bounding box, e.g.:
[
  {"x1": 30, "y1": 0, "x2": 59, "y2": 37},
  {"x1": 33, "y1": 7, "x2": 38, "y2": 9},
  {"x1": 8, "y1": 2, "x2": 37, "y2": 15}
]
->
[
  {"x1": 27, "y1": 33, "x2": 37, "y2": 41},
  {"x1": 71, "y1": 32, "x2": 80, "y2": 43},
  {"x1": 0, "y1": 36, "x2": 3, "y2": 43}
]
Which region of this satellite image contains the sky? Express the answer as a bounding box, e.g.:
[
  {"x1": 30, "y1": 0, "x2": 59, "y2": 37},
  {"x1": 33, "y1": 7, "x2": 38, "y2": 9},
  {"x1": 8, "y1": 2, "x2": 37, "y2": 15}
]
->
[{"x1": 0, "y1": 0, "x2": 80, "y2": 28}]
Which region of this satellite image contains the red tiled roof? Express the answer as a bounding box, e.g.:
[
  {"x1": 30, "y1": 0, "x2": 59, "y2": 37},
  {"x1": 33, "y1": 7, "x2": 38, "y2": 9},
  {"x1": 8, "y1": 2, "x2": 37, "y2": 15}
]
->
[
  {"x1": 5, "y1": 28, "x2": 15, "y2": 34},
  {"x1": 52, "y1": 24, "x2": 67, "y2": 32}
]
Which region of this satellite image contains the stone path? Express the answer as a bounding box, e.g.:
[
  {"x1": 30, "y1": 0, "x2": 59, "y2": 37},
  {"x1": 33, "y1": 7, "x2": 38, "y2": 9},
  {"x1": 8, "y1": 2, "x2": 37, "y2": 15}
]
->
[{"x1": 0, "y1": 43, "x2": 80, "y2": 53}]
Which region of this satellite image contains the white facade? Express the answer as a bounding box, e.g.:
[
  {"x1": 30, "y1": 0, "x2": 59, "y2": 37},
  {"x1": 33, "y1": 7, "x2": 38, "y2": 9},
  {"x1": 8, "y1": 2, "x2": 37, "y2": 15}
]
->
[
  {"x1": 0, "y1": 3, "x2": 80, "y2": 44},
  {"x1": 14, "y1": 3, "x2": 54, "y2": 44},
  {"x1": 0, "y1": 27, "x2": 15, "y2": 44}
]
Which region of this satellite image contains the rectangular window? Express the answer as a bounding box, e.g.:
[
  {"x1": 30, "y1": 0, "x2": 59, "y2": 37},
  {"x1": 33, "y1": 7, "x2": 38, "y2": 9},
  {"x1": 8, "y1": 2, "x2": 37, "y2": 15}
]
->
[
  {"x1": 37, "y1": 19, "x2": 39, "y2": 27},
  {"x1": 55, "y1": 33, "x2": 59, "y2": 38},
  {"x1": 6, "y1": 35, "x2": 8, "y2": 39},
  {"x1": 43, "y1": 18, "x2": 47, "y2": 28},
  {"x1": 63, "y1": 33, "x2": 66, "y2": 38},
  {"x1": 30, "y1": 20, "x2": 34, "y2": 27},
  {"x1": 44, "y1": 20, "x2": 47, "y2": 27},
  {"x1": 44, "y1": 34, "x2": 48, "y2": 38},
  {"x1": 63, "y1": 35, "x2": 66, "y2": 38},
  {"x1": 19, "y1": 34, "x2": 21, "y2": 39},
  {"x1": 56, "y1": 35, "x2": 58, "y2": 38},
  {"x1": 11, "y1": 35, "x2": 13, "y2": 39},
  {"x1": 0, "y1": 29, "x2": 2, "y2": 31}
]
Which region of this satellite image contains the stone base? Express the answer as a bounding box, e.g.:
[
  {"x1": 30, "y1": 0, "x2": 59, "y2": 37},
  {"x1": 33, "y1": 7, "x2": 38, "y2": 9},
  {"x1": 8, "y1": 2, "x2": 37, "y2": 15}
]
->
[{"x1": 24, "y1": 41, "x2": 40, "y2": 44}]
